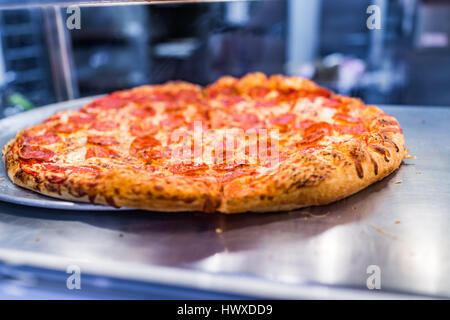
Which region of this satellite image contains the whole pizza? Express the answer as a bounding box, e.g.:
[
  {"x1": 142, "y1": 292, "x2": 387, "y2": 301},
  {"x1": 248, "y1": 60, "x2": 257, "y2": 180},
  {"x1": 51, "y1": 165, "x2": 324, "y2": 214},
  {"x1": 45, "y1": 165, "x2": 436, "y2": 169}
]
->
[{"x1": 2, "y1": 73, "x2": 405, "y2": 213}]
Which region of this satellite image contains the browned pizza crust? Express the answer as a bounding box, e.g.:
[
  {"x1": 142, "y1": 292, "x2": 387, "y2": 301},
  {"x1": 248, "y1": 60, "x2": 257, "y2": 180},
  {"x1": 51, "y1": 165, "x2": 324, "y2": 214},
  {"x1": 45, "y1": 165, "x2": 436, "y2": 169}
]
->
[{"x1": 2, "y1": 73, "x2": 406, "y2": 214}]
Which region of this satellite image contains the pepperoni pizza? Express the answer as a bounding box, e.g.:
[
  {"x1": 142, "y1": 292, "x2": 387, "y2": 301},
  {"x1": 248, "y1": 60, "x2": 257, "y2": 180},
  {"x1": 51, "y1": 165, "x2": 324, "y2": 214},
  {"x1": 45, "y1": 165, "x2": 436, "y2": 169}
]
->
[{"x1": 3, "y1": 73, "x2": 405, "y2": 213}]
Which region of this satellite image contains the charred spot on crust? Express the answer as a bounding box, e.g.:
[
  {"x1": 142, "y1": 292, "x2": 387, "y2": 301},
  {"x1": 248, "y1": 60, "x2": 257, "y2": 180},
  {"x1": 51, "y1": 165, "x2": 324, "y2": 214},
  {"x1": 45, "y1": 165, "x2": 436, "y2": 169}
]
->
[
  {"x1": 88, "y1": 194, "x2": 96, "y2": 203},
  {"x1": 87, "y1": 182, "x2": 98, "y2": 188},
  {"x1": 291, "y1": 164, "x2": 331, "y2": 189},
  {"x1": 105, "y1": 196, "x2": 119, "y2": 208},
  {"x1": 14, "y1": 169, "x2": 25, "y2": 182},
  {"x1": 353, "y1": 159, "x2": 364, "y2": 178},
  {"x1": 76, "y1": 186, "x2": 87, "y2": 198},
  {"x1": 46, "y1": 175, "x2": 66, "y2": 184},
  {"x1": 381, "y1": 134, "x2": 400, "y2": 153},
  {"x1": 392, "y1": 141, "x2": 400, "y2": 153},
  {"x1": 295, "y1": 180, "x2": 307, "y2": 189},
  {"x1": 184, "y1": 196, "x2": 196, "y2": 203},
  {"x1": 154, "y1": 184, "x2": 163, "y2": 191},
  {"x1": 371, "y1": 117, "x2": 399, "y2": 130},
  {"x1": 381, "y1": 119, "x2": 398, "y2": 126},
  {"x1": 367, "y1": 153, "x2": 379, "y2": 175},
  {"x1": 4, "y1": 156, "x2": 10, "y2": 172},
  {"x1": 44, "y1": 182, "x2": 61, "y2": 194},
  {"x1": 327, "y1": 150, "x2": 347, "y2": 166},
  {"x1": 131, "y1": 187, "x2": 141, "y2": 195},
  {"x1": 349, "y1": 145, "x2": 366, "y2": 160},
  {"x1": 349, "y1": 145, "x2": 366, "y2": 179},
  {"x1": 68, "y1": 185, "x2": 87, "y2": 198},
  {"x1": 370, "y1": 144, "x2": 390, "y2": 162},
  {"x1": 203, "y1": 196, "x2": 220, "y2": 213}
]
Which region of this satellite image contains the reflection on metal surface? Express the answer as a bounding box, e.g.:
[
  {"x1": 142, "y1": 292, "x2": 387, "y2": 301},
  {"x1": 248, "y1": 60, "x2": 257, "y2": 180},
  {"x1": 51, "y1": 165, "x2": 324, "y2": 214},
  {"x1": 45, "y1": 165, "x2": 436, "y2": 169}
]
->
[
  {"x1": 316, "y1": 229, "x2": 343, "y2": 285},
  {"x1": 0, "y1": 103, "x2": 449, "y2": 298}
]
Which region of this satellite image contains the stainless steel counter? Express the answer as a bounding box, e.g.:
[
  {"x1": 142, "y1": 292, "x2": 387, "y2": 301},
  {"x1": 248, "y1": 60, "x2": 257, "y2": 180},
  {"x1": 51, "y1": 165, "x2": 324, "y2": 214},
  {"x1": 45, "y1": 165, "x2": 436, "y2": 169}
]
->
[{"x1": 0, "y1": 104, "x2": 449, "y2": 299}]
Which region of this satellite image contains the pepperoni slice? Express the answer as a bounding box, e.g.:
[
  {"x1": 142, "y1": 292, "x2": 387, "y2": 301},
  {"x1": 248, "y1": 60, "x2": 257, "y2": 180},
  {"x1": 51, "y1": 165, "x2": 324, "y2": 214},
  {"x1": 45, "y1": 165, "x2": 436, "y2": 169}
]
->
[
  {"x1": 332, "y1": 113, "x2": 361, "y2": 123},
  {"x1": 255, "y1": 100, "x2": 277, "y2": 108},
  {"x1": 170, "y1": 163, "x2": 209, "y2": 176},
  {"x1": 131, "y1": 107, "x2": 156, "y2": 117},
  {"x1": 131, "y1": 149, "x2": 165, "y2": 163},
  {"x1": 175, "y1": 89, "x2": 199, "y2": 102},
  {"x1": 304, "y1": 122, "x2": 332, "y2": 137},
  {"x1": 164, "y1": 102, "x2": 185, "y2": 111},
  {"x1": 69, "y1": 114, "x2": 96, "y2": 124},
  {"x1": 124, "y1": 94, "x2": 152, "y2": 105},
  {"x1": 20, "y1": 160, "x2": 40, "y2": 177},
  {"x1": 249, "y1": 86, "x2": 270, "y2": 99},
  {"x1": 24, "y1": 131, "x2": 60, "y2": 145},
  {"x1": 53, "y1": 123, "x2": 80, "y2": 133},
  {"x1": 276, "y1": 90, "x2": 298, "y2": 102},
  {"x1": 139, "y1": 149, "x2": 166, "y2": 162},
  {"x1": 297, "y1": 87, "x2": 331, "y2": 100},
  {"x1": 213, "y1": 162, "x2": 246, "y2": 172},
  {"x1": 314, "y1": 87, "x2": 332, "y2": 97},
  {"x1": 130, "y1": 136, "x2": 161, "y2": 151},
  {"x1": 129, "y1": 137, "x2": 164, "y2": 162},
  {"x1": 232, "y1": 113, "x2": 259, "y2": 124},
  {"x1": 300, "y1": 122, "x2": 332, "y2": 144},
  {"x1": 129, "y1": 122, "x2": 158, "y2": 137},
  {"x1": 43, "y1": 164, "x2": 64, "y2": 171},
  {"x1": 150, "y1": 92, "x2": 175, "y2": 102},
  {"x1": 40, "y1": 165, "x2": 100, "y2": 181},
  {"x1": 66, "y1": 166, "x2": 100, "y2": 178},
  {"x1": 221, "y1": 96, "x2": 245, "y2": 107},
  {"x1": 294, "y1": 120, "x2": 316, "y2": 130},
  {"x1": 85, "y1": 146, "x2": 119, "y2": 159},
  {"x1": 93, "y1": 96, "x2": 125, "y2": 109},
  {"x1": 301, "y1": 131, "x2": 325, "y2": 145},
  {"x1": 82, "y1": 96, "x2": 126, "y2": 113},
  {"x1": 89, "y1": 121, "x2": 118, "y2": 131},
  {"x1": 87, "y1": 135, "x2": 118, "y2": 146},
  {"x1": 19, "y1": 145, "x2": 55, "y2": 160},
  {"x1": 84, "y1": 148, "x2": 95, "y2": 159},
  {"x1": 270, "y1": 113, "x2": 296, "y2": 125},
  {"x1": 160, "y1": 116, "x2": 185, "y2": 129},
  {"x1": 43, "y1": 164, "x2": 67, "y2": 184},
  {"x1": 322, "y1": 98, "x2": 341, "y2": 108},
  {"x1": 207, "y1": 87, "x2": 237, "y2": 99},
  {"x1": 220, "y1": 169, "x2": 253, "y2": 183}
]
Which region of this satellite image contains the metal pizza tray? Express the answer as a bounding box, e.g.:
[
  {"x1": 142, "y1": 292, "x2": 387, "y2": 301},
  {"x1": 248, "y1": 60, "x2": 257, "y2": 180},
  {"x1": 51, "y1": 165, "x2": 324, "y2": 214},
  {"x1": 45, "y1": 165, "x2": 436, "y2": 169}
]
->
[
  {"x1": 0, "y1": 96, "x2": 131, "y2": 211},
  {"x1": 0, "y1": 103, "x2": 449, "y2": 299}
]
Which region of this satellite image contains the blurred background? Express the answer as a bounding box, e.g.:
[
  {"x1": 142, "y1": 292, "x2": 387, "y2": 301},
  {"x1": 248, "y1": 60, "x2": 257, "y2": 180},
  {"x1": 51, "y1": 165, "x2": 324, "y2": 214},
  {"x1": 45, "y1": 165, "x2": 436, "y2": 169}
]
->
[{"x1": 0, "y1": 0, "x2": 448, "y2": 118}]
